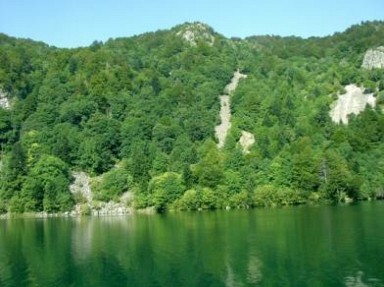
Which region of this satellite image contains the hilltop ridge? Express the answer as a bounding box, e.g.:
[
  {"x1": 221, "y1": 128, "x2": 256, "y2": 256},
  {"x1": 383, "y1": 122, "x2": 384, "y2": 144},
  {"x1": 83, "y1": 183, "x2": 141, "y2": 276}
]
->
[{"x1": 174, "y1": 22, "x2": 217, "y2": 46}]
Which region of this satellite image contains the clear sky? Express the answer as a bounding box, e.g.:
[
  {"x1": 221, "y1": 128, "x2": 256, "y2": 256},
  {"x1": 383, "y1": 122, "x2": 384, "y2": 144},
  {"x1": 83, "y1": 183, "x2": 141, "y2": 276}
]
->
[{"x1": 0, "y1": 0, "x2": 383, "y2": 48}]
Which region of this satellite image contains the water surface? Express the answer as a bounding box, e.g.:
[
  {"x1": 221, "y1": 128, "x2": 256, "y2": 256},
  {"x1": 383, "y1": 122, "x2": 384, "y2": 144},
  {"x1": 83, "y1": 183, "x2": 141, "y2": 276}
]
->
[{"x1": 1, "y1": 202, "x2": 384, "y2": 286}]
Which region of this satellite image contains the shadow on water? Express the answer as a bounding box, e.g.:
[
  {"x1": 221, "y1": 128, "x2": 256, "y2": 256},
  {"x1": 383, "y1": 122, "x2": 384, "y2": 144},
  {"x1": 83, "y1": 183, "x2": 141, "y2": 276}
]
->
[{"x1": 0, "y1": 202, "x2": 384, "y2": 286}]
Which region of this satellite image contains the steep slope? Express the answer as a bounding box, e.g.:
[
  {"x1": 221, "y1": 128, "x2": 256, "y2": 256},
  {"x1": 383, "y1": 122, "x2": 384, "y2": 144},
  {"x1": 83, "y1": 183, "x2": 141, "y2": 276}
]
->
[
  {"x1": 1, "y1": 21, "x2": 384, "y2": 214},
  {"x1": 0, "y1": 23, "x2": 237, "y2": 213}
]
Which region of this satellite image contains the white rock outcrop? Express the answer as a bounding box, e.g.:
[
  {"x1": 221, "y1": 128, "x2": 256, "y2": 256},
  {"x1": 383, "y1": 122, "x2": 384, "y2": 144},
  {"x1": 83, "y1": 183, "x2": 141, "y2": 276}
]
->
[
  {"x1": 176, "y1": 22, "x2": 215, "y2": 46},
  {"x1": 69, "y1": 171, "x2": 132, "y2": 216},
  {"x1": 90, "y1": 201, "x2": 132, "y2": 216},
  {"x1": 0, "y1": 89, "x2": 10, "y2": 109},
  {"x1": 362, "y1": 46, "x2": 384, "y2": 69},
  {"x1": 70, "y1": 172, "x2": 93, "y2": 202},
  {"x1": 330, "y1": 84, "x2": 376, "y2": 124},
  {"x1": 239, "y1": 131, "x2": 255, "y2": 154}
]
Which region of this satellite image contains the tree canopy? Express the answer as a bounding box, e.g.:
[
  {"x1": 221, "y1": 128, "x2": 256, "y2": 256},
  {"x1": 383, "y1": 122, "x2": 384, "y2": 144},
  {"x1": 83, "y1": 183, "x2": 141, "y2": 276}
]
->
[{"x1": 1, "y1": 21, "x2": 384, "y2": 213}]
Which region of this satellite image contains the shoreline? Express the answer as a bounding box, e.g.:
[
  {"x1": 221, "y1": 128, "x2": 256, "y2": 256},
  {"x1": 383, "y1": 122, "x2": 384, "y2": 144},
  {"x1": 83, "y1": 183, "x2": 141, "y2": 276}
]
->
[
  {"x1": 1, "y1": 198, "x2": 383, "y2": 219},
  {"x1": 0, "y1": 206, "x2": 156, "y2": 219},
  {"x1": 2, "y1": 200, "x2": 380, "y2": 219}
]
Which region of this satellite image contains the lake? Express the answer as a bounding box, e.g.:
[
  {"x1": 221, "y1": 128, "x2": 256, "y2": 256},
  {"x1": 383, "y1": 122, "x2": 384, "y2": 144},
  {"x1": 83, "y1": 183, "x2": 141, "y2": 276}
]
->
[{"x1": 1, "y1": 202, "x2": 384, "y2": 286}]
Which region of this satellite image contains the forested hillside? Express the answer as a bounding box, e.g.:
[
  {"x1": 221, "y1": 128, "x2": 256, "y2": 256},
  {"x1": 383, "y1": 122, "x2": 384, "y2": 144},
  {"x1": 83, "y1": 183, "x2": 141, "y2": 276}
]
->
[{"x1": 1, "y1": 21, "x2": 384, "y2": 214}]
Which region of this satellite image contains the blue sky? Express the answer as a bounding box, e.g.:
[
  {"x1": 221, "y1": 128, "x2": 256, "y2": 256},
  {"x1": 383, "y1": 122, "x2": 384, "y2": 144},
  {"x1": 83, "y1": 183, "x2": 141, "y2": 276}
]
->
[{"x1": 0, "y1": 0, "x2": 383, "y2": 48}]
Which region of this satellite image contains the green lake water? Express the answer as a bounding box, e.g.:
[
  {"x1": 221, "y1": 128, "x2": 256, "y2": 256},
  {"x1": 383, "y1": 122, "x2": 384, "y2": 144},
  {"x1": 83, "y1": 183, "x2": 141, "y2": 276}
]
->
[{"x1": 1, "y1": 202, "x2": 384, "y2": 287}]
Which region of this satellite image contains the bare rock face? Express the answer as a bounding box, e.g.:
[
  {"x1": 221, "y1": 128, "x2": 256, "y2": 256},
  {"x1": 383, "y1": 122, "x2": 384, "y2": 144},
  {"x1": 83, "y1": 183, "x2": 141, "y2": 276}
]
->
[
  {"x1": 0, "y1": 89, "x2": 10, "y2": 109},
  {"x1": 330, "y1": 84, "x2": 376, "y2": 124},
  {"x1": 176, "y1": 22, "x2": 215, "y2": 46},
  {"x1": 70, "y1": 172, "x2": 93, "y2": 202},
  {"x1": 239, "y1": 131, "x2": 255, "y2": 154},
  {"x1": 362, "y1": 47, "x2": 384, "y2": 69},
  {"x1": 69, "y1": 171, "x2": 132, "y2": 216}
]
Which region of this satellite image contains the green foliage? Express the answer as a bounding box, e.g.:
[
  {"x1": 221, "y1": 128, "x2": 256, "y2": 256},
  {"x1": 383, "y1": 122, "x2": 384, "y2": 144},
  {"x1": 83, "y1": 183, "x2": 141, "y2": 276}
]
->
[
  {"x1": 17, "y1": 155, "x2": 73, "y2": 212},
  {"x1": 0, "y1": 108, "x2": 13, "y2": 145},
  {"x1": 148, "y1": 172, "x2": 185, "y2": 211},
  {"x1": 318, "y1": 150, "x2": 356, "y2": 201},
  {"x1": 174, "y1": 189, "x2": 200, "y2": 210},
  {"x1": 172, "y1": 187, "x2": 218, "y2": 210},
  {"x1": 1, "y1": 21, "x2": 384, "y2": 213},
  {"x1": 229, "y1": 190, "x2": 250, "y2": 208},
  {"x1": 93, "y1": 168, "x2": 132, "y2": 201},
  {"x1": 0, "y1": 142, "x2": 26, "y2": 200},
  {"x1": 133, "y1": 192, "x2": 150, "y2": 209},
  {"x1": 0, "y1": 200, "x2": 7, "y2": 214},
  {"x1": 191, "y1": 140, "x2": 224, "y2": 188},
  {"x1": 253, "y1": 185, "x2": 305, "y2": 207}
]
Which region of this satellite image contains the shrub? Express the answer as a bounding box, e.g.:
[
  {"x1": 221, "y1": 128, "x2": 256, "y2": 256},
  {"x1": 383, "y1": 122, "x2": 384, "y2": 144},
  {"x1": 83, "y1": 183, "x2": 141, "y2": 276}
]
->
[
  {"x1": 200, "y1": 187, "x2": 217, "y2": 210},
  {"x1": 173, "y1": 187, "x2": 219, "y2": 210},
  {"x1": 148, "y1": 172, "x2": 185, "y2": 211},
  {"x1": 229, "y1": 190, "x2": 250, "y2": 208},
  {"x1": 253, "y1": 185, "x2": 305, "y2": 207},
  {"x1": 8, "y1": 195, "x2": 25, "y2": 213},
  {"x1": 173, "y1": 189, "x2": 199, "y2": 210},
  {"x1": 93, "y1": 168, "x2": 132, "y2": 202},
  {"x1": 0, "y1": 201, "x2": 8, "y2": 214},
  {"x1": 133, "y1": 193, "x2": 150, "y2": 209}
]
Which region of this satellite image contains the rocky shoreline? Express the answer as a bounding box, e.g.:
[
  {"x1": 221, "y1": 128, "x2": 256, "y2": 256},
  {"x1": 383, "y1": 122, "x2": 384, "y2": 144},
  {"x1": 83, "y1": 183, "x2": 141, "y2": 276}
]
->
[
  {"x1": 0, "y1": 207, "x2": 132, "y2": 219},
  {"x1": 0, "y1": 205, "x2": 157, "y2": 219}
]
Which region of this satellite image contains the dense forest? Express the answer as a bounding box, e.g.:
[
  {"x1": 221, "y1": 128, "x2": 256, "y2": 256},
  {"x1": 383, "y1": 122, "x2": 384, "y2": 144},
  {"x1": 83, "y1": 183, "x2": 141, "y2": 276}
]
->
[{"x1": 0, "y1": 21, "x2": 384, "y2": 214}]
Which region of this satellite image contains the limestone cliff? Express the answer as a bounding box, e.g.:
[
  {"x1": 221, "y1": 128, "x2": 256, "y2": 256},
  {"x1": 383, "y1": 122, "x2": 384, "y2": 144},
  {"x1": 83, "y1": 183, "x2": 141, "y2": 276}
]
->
[
  {"x1": 330, "y1": 84, "x2": 376, "y2": 124},
  {"x1": 362, "y1": 46, "x2": 384, "y2": 69},
  {"x1": 176, "y1": 22, "x2": 215, "y2": 46}
]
